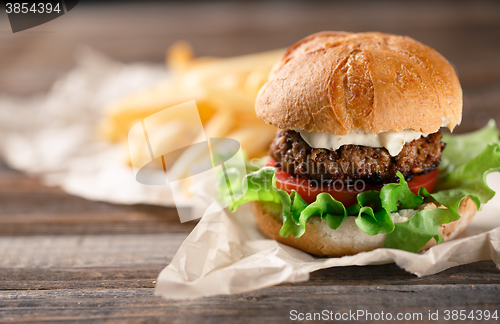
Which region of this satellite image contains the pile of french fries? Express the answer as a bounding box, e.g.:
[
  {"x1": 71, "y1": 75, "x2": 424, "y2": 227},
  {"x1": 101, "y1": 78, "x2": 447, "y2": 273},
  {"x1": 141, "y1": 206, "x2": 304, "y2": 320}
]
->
[{"x1": 100, "y1": 42, "x2": 285, "y2": 170}]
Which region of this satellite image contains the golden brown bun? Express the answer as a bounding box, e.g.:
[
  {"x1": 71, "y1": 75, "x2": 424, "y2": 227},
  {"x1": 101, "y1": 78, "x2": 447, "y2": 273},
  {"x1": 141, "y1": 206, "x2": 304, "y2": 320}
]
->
[
  {"x1": 252, "y1": 197, "x2": 476, "y2": 257},
  {"x1": 256, "y1": 32, "x2": 462, "y2": 135}
]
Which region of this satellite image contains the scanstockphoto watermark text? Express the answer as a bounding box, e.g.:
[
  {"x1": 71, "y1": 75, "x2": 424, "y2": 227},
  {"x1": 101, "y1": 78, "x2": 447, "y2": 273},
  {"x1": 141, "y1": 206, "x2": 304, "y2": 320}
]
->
[{"x1": 290, "y1": 309, "x2": 499, "y2": 321}]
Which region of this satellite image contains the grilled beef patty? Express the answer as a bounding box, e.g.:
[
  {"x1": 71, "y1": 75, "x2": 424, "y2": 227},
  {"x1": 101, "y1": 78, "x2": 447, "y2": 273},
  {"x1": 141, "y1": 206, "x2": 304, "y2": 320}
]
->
[{"x1": 269, "y1": 129, "x2": 445, "y2": 185}]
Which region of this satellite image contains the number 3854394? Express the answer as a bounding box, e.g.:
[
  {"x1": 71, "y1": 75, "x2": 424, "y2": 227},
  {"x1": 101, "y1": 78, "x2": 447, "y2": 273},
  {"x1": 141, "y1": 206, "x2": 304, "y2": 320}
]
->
[{"x1": 5, "y1": 3, "x2": 61, "y2": 14}]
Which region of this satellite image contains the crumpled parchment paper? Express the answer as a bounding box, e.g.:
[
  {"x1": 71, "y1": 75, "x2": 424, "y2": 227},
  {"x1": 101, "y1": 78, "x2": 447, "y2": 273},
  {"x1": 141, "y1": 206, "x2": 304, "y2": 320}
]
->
[
  {"x1": 0, "y1": 48, "x2": 177, "y2": 206},
  {"x1": 155, "y1": 172, "x2": 500, "y2": 299}
]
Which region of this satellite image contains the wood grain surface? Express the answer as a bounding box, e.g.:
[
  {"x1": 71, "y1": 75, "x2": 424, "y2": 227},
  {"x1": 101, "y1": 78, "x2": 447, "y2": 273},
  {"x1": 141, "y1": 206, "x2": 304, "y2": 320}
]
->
[{"x1": 1, "y1": 1, "x2": 500, "y2": 323}]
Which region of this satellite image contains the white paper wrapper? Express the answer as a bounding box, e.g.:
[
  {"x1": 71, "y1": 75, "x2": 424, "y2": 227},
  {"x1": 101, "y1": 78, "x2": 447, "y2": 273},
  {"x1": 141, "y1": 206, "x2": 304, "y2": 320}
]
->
[
  {"x1": 0, "y1": 48, "x2": 178, "y2": 207},
  {"x1": 155, "y1": 172, "x2": 500, "y2": 299}
]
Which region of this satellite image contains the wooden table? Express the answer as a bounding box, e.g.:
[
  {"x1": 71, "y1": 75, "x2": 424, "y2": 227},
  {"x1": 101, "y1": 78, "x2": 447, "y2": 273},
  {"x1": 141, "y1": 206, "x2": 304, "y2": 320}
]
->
[{"x1": 1, "y1": 1, "x2": 500, "y2": 322}]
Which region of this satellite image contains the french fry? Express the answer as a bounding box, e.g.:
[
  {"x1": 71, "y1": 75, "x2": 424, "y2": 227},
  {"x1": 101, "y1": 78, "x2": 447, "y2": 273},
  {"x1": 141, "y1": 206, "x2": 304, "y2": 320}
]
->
[
  {"x1": 245, "y1": 68, "x2": 270, "y2": 94},
  {"x1": 168, "y1": 111, "x2": 236, "y2": 181},
  {"x1": 166, "y1": 41, "x2": 219, "y2": 72},
  {"x1": 204, "y1": 87, "x2": 256, "y2": 113},
  {"x1": 226, "y1": 124, "x2": 276, "y2": 158},
  {"x1": 196, "y1": 110, "x2": 235, "y2": 141},
  {"x1": 99, "y1": 82, "x2": 215, "y2": 142},
  {"x1": 124, "y1": 119, "x2": 198, "y2": 169},
  {"x1": 177, "y1": 49, "x2": 283, "y2": 94},
  {"x1": 166, "y1": 41, "x2": 195, "y2": 72}
]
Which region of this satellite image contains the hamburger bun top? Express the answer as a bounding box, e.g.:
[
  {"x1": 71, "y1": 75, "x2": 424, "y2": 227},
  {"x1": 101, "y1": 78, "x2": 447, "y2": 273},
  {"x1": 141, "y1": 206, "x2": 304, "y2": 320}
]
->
[{"x1": 255, "y1": 32, "x2": 462, "y2": 135}]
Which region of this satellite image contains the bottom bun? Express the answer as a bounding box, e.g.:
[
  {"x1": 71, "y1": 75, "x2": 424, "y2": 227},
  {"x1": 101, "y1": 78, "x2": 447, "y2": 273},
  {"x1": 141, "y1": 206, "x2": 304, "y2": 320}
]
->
[{"x1": 252, "y1": 197, "x2": 477, "y2": 257}]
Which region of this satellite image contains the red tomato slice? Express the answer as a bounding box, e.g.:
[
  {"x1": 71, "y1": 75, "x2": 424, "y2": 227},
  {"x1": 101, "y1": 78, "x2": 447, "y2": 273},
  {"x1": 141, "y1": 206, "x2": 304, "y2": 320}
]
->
[{"x1": 265, "y1": 158, "x2": 438, "y2": 206}]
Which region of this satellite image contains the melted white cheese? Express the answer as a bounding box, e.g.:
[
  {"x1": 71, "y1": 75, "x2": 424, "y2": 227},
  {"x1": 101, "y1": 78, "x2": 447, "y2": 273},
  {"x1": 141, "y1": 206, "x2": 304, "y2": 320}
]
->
[{"x1": 299, "y1": 129, "x2": 429, "y2": 156}]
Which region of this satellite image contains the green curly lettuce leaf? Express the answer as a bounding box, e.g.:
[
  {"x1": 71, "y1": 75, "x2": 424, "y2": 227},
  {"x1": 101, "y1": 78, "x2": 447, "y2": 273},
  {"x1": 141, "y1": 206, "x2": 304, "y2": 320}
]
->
[
  {"x1": 273, "y1": 176, "x2": 309, "y2": 238},
  {"x1": 384, "y1": 208, "x2": 458, "y2": 250},
  {"x1": 386, "y1": 122, "x2": 500, "y2": 252},
  {"x1": 356, "y1": 191, "x2": 395, "y2": 235},
  {"x1": 300, "y1": 193, "x2": 347, "y2": 230},
  {"x1": 380, "y1": 173, "x2": 424, "y2": 213},
  {"x1": 224, "y1": 167, "x2": 406, "y2": 238},
  {"x1": 440, "y1": 119, "x2": 500, "y2": 175},
  {"x1": 226, "y1": 167, "x2": 280, "y2": 211},
  {"x1": 219, "y1": 120, "x2": 500, "y2": 253}
]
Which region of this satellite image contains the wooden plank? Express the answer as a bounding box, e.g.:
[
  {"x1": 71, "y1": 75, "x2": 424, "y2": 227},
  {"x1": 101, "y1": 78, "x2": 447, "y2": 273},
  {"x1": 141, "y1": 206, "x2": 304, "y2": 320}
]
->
[
  {"x1": 0, "y1": 261, "x2": 498, "y2": 291},
  {"x1": 0, "y1": 169, "x2": 195, "y2": 236},
  {"x1": 0, "y1": 283, "x2": 499, "y2": 323},
  {"x1": 0, "y1": 234, "x2": 186, "y2": 268},
  {"x1": 303, "y1": 261, "x2": 500, "y2": 287},
  {"x1": 0, "y1": 267, "x2": 163, "y2": 290},
  {"x1": 0, "y1": 212, "x2": 193, "y2": 236}
]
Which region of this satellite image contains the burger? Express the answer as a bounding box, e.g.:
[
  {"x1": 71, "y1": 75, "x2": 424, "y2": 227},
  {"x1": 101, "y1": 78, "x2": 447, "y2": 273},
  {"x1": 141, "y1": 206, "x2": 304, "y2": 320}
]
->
[{"x1": 220, "y1": 32, "x2": 500, "y2": 257}]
